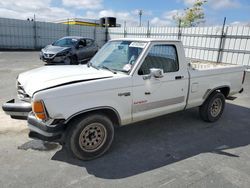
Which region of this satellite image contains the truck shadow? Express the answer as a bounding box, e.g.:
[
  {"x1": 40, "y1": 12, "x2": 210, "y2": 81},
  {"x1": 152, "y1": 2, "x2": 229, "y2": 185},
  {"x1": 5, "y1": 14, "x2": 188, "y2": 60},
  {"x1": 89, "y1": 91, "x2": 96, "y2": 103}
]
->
[{"x1": 52, "y1": 103, "x2": 250, "y2": 179}]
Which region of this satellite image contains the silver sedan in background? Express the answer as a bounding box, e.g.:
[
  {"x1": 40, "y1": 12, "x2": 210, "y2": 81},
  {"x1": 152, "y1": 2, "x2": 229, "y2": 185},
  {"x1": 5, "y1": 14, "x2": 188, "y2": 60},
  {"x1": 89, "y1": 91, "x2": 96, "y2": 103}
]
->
[{"x1": 40, "y1": 36, "x2": 98, "y2": 65}]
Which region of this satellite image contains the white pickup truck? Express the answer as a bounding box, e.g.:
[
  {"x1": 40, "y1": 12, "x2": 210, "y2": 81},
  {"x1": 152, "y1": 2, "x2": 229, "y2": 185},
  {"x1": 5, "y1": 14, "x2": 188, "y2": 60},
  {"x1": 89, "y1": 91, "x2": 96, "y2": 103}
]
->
[{"x1": 3, "y1": 38, "x2": 246, "y2": 160}]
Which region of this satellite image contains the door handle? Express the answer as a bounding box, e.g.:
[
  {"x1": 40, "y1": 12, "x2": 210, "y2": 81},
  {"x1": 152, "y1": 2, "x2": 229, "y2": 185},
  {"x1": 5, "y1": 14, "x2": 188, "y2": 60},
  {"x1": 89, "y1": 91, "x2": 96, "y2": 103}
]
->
[
  {"x1": 145, "y1": 92, "x2": 151, "y2": 95},
  {"x1": 175, "y1": 76, "x2": 184, "y2": 80}
]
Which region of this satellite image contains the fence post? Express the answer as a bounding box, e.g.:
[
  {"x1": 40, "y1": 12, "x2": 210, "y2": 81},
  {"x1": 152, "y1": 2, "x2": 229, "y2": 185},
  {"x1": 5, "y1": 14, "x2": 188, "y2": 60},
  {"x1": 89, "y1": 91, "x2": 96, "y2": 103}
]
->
[
  {"x1": 123, "y1": 21, "x2": 127, "y2": 38},
  {"x1": 178, "y1": 19, "x2": 182, "y2": 40},
  {"x1": 216, "y1": 17, "x2": 226, "y2": 63},
  {"x1": 33, "y1": 21, "x2": 37, "y2": 49},
  {"x1": 33, "y1": 14, "x2": 37, "y2": 49},
  {"x1": 67, "y1": 18, "x2": 70, "y2": 36},
  {"x1": 105, "y1": 17, "x2": 108, "y2": 42},
  {"x1": 94, "y1": 21, "x2": 97, "y2": 41},
  {"x1": 147, "y1": 20, "x2": 150, "y2": 38}
]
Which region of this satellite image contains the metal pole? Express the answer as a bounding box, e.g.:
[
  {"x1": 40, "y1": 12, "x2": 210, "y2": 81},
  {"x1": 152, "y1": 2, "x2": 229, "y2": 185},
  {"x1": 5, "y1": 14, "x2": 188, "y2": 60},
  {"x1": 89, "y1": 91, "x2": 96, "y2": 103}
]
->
[
  {"x1": 178, "y1": 19, "x2": 182, "y2": 40},
  {"x1": 94, "y1": 21, "x2": 96, "y2": 41},
  {"x1": 147, "y1": 20, "x2": 150, "y2": 38},
  {"x1": 123, "y1": 21, "x2": 127, "y2": 38},
  {"x1": 33, "y1": 14, "x2": 37, "y2": 49},
  {"x1": 105, "y1": 17, "x2": 108, "y2": 42},
  {"x1": 216, "y1": 17, "x2": 226, "y2": 63},
  {"x1": 67, "y1": 18, "x2": 70, "y2": 36},
  {"x1": 138, "y1": 10, "x2": 142, "y2": 27}
]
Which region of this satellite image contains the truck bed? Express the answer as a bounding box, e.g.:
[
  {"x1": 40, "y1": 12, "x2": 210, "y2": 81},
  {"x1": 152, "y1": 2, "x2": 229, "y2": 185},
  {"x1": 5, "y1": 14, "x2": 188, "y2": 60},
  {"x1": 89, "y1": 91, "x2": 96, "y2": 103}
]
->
[
  {"x1": 186, "y1": 59, "x2": 245, "y2": 109},
  {"x1": 189, "y1": 59, "x2": 243, "y2": 70}
]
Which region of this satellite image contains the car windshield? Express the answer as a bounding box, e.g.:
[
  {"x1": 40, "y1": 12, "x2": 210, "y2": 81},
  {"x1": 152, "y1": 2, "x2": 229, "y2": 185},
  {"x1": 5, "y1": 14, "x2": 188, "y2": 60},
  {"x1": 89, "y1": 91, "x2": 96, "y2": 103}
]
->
[
  {"x1": 90, "y1": 41, "x2": 146, "y2": 73},
  {"x1": 53, "y1": 38, "x2": 78, "y2": 47}
]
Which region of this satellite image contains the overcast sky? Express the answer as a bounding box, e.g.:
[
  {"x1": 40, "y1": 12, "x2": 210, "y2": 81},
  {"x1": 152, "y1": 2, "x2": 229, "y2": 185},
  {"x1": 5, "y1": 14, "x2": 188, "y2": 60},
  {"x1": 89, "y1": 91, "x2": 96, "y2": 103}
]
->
[{"x1": 0, "y1": 0, "x2": 249, "y2": 26}]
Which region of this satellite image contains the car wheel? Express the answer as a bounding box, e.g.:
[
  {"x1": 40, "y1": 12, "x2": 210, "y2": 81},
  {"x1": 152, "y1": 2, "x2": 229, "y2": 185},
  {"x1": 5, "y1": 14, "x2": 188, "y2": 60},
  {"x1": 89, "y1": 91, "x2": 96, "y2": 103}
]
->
[
  {"x1": 64, "y1": 55, "x2": 78, "y2": 65},
  {"x1": 199, "y1": 91, "x2": 225, "y2": 122},
  {"x1": 70, "y1": 55, "x2": 78, "y2": 65},
  {"x1": 66, "y1": 114, "x2": 114, "y2": 160},
  {"x1": 64, "y1": 57, "x2": 71, "y2": 65}
]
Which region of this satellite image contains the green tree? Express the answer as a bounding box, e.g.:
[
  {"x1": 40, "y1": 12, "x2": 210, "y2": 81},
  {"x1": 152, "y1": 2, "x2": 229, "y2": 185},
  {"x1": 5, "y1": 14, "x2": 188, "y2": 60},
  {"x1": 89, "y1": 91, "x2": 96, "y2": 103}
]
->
[{"x1": 173, "y1": 0, "x2": 207, "y2": 27}]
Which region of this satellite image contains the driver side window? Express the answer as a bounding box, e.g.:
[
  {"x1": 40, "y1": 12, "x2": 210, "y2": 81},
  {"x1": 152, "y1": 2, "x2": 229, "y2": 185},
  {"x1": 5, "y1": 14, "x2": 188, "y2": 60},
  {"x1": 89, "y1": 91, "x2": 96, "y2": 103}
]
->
[
  {"x1": 86, "y1": 39, "x2": 93, "y2": 46},
  {"x1": 138, "y1": 45, "x2": 179, "y2": 75},
  {"x1": 78, "y1": 39, "x2": 86, "y2": 47}
]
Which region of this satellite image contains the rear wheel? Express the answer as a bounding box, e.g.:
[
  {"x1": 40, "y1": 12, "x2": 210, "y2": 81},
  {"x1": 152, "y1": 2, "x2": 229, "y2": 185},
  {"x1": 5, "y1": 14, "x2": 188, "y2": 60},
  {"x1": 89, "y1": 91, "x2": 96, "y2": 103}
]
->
[
  {"x1": 66, "y1": 114, "x2": 114, "y2": 160},
  {"x1": 199, "y1": 91, "x2": 225, "y2": 122}
]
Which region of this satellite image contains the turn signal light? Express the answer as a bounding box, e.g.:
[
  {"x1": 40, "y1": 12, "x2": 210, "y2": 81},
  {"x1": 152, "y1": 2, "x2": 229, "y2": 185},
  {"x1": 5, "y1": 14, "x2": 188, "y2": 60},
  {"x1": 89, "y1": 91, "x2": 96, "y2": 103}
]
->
[
  {"x1": 35, "y1": 113, "x2": 47, "y2": 120},
  {"x1": 32, "y1": 100, "x2": 47, "y2": 120}
]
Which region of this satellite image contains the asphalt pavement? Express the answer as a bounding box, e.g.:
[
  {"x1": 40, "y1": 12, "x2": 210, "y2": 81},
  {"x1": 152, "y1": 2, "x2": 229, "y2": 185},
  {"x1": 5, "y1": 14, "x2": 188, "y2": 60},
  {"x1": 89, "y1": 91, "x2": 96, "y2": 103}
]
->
[{"x1": 0, "y1": 51, "x2": 250, "y2": 188}]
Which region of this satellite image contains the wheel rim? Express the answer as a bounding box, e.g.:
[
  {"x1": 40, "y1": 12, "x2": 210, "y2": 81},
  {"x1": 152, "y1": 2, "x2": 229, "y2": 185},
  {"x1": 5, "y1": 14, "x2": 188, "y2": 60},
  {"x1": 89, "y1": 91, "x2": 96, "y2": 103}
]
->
[
  {"x1": 79, "y1": 123, "x2": 107, "y2": 152},
  {"x1": 64, "y1": 57, "x2": 71, "y2": 65},
  {"x1": 210, "y1": 98, "x2": 222, "y2": 117}
]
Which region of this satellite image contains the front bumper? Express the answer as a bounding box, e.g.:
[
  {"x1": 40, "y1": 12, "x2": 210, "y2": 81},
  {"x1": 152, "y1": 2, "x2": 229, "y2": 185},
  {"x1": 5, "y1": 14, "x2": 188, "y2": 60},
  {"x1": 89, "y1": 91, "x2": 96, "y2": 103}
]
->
[
  {"x1": 28, "y1": 113, "x2": 65, "y2": 142},
  {"x1": 2, "y1": 99, "x2": 66, "y2": 142},
  {"x1": 2, "y1": 99, "x2": 31, "y2": 120},
  {"x1": 40, "y1": 52, "x2": 68, "y2": 64},
  {"x1": 40, "y1": 54, "x2": 55, "y2": 63}
]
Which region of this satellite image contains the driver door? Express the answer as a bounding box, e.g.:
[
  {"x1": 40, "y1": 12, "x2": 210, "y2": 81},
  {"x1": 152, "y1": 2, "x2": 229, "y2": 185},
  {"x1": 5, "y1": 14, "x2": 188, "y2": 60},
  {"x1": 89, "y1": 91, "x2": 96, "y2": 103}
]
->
[
  {"x1": 76, "y1": 39, "x2": 87, "y2": 60},
  {"x1": 132, "y1": 43, "x2": 188, "y2": 122}
]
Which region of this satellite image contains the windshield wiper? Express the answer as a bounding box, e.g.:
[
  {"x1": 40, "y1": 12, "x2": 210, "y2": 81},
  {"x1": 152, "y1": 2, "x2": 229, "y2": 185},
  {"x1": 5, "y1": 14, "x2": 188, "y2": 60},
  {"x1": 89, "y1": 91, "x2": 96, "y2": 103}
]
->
[
  {"x1": 98, "y1": 65, "x2": 117, "y2": 74},
  {"x1": 87, "y1": 61, "x2": 99, "y2": 70}
]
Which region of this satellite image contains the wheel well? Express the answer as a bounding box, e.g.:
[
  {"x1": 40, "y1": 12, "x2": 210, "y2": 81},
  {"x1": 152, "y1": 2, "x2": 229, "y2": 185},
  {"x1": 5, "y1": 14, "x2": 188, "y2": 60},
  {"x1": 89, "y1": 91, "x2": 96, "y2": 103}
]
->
[
  {"x1": 217, "y1": 87, "x2": 230, "y2": 98},
  {"x1": 204, "y1": 86, "x2": 230, "y2": 101},
  {"x1": 66, "y1": 108, "x2": 121, "y2": 127},
  {"x1": 72, "y1": 55, "x2": 78, "y2": 61}
]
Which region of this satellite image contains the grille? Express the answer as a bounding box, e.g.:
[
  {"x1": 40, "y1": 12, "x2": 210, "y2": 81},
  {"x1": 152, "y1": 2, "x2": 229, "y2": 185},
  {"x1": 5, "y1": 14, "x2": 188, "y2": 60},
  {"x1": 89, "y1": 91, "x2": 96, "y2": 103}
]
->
[
  {"x1": 44, "y1": 53, "x2": 54, "y2": 58},
  {"x1": 17, "y1": 82, "x2": 30, "y2": 101}
]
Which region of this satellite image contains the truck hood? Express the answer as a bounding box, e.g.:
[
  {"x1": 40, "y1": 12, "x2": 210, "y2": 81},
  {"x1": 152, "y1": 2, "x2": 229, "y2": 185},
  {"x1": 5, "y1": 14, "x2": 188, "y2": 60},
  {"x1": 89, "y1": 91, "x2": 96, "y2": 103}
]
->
[
  {"x1": 18, "y1": 65, "x2": 114, "y2": 96},
  {"x1": 42, "y1": 45, "x2": 71, "y2": 54}
]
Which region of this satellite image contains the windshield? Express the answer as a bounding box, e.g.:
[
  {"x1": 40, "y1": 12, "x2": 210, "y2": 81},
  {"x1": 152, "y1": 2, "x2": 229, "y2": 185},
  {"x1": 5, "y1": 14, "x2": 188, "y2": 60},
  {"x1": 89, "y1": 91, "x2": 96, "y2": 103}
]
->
[
  {"x1": 90, "y1": 41, "x2": 146, "y2": 73},
  {"x1": 53, "y1": 38, "x2": 78, "y2": 47}
]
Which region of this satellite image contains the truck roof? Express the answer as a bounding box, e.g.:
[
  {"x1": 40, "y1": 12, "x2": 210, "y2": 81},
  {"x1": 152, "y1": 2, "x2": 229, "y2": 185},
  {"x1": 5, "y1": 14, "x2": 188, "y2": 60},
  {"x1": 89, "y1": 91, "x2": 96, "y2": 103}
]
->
[{"x1": 110, "y1": 38, "x2": 181, "y2": 43}]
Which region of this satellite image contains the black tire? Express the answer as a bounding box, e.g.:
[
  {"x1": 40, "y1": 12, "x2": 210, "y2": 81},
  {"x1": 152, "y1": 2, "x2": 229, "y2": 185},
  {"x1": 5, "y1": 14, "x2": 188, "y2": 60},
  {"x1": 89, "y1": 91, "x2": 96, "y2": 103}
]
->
[
  {"x1": 66, "y1": 114, "x2": 114, "y2": 160},
  {"x1": 199, "y1": 91, "x2": 225, "y2": 122},
  {"x1": 70, "y1": 55, "x2": 78, "y2": 65}
]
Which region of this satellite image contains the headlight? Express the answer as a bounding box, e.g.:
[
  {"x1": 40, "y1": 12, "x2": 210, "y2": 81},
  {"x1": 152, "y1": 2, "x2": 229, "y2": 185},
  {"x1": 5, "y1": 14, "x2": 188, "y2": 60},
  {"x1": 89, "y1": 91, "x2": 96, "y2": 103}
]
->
[{"x1": 32, "y1": 100, "x2": 48, "y2": 120}]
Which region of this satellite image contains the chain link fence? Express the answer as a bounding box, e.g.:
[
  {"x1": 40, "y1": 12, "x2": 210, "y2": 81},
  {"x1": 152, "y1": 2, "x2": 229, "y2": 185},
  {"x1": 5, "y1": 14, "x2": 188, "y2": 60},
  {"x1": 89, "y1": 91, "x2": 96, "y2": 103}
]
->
[
  {"x1": 0, "y1": 18, "x2": 106, "y2": 49},
  {"x1": 0, "y1": 17, "x2": 250, "y2": 66},
  {"x1": 108, "y1": 25, "x2": 250, "y2": 66}
]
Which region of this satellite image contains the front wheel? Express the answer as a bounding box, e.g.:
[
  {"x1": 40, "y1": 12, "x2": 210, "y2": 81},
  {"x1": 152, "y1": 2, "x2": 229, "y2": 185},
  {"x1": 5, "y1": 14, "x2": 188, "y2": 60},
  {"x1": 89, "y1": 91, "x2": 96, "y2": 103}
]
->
[
  {"x1": 199, "y1": 91, "x2": 225, "y2": 122},
  {"x1": 64, "y1": 55, "x2": 78, "y2": 65},
  {"x1": 66, "y1": 114, "x2": 114, "y2": 160},
  {"x1": 70, "y1": 55, "x2": 78, "y2": 65}
]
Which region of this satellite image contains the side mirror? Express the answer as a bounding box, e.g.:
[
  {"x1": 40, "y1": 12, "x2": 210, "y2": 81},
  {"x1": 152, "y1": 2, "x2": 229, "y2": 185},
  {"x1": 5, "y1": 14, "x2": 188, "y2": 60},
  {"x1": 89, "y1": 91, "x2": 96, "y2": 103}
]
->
[
  {"x1": 143, "y1": 68, "x2": 164, "y2": 80},
  {"x1": 151, "y1": 68, "x2": 164, "y2": 78},
  {"x1": 78, "y1": 44, "x2": 84, "y2": 48}
]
